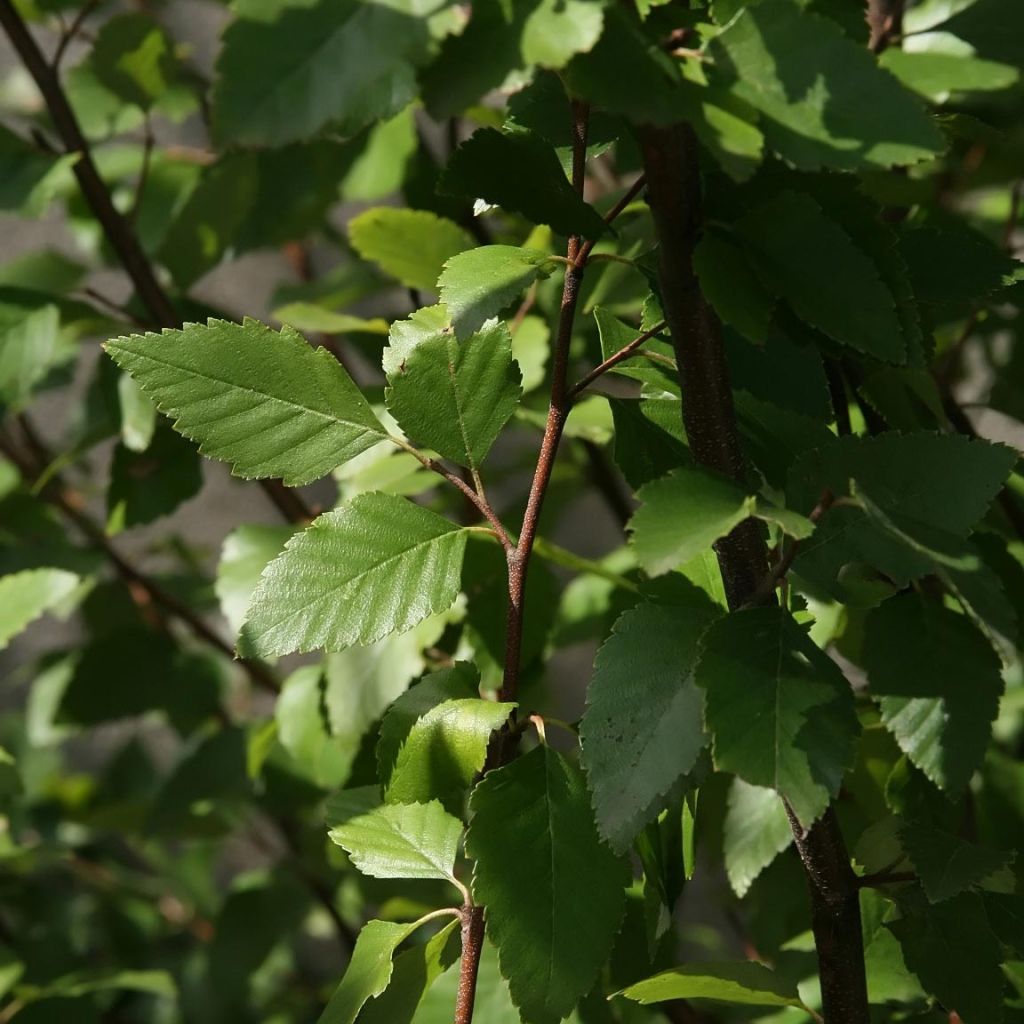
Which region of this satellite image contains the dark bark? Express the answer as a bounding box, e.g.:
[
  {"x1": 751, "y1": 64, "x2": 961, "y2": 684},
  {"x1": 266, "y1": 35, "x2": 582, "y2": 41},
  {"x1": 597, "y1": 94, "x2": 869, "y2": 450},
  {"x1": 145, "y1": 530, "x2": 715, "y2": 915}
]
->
[{"x1": 638, "y1": 122, "x2": 869, "y2": 1024}]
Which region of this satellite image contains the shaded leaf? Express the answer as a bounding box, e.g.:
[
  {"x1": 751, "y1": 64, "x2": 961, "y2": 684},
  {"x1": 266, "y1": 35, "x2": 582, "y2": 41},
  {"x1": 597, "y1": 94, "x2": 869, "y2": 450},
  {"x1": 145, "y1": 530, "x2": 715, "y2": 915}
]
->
[{"x1": 723, "y1": 778, "x2": 793, "y2": 898}]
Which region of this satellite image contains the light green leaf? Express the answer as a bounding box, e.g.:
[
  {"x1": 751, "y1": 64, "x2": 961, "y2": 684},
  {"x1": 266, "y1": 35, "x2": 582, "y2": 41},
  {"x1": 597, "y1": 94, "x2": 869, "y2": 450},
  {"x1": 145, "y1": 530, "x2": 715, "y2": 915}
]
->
[
  {"x1": 213, "y1": 0, "x2": 434, "y2": 146},
  {"x1": 90, "y1": 13, "x2": 179, "y2": 110},
  {"x1": 378, "y1": 663, "x2": 481, "y2": 783},
  {"x1": 581, "y1": 598, "x2": 719, "y2": 852},
  {"x1": 273, "y1": 303, "x2": 389, "y2": 336},
  {"x1": 329, "y1": 799, "x2": 463, "y2": 883},
  {"x1": 521, "y1": 0, "x2": 604, "y2": 68},
  {"x1": 901, "y1": 823, "x2": 1013, "y2": 903},
  {"x1": 319, "y1": 919, "x2": 424, "y2": 1024},
  {"x1": 387, "y1": 698, "x2": 513, "y2": 810},
  {"x1": 0, "y1": 569, "x2": 79, "y2": 650},
  {"x1": 629, "y1": 467, "x2": 756, "y2": 576},
  {"x1": 736, "y1": 191, "x2": 905, "y2": 362},
  {"x1": 350, "y1": 208, "x2": 474, "y2": 292},
  {"x1": 240, "y1": 493, "x2": 467, "y2": 656},
  {"x1": 117, "y1": 373, "x2": 157, "y2": 452},
  {"x1": 695, "y1": 607, "x2": 859, "y2": 827},
  {"x1": 341, "y1": 105, "x2": 418, "y2": 202},
  {"x1": 438, "y1": 246, "x2": 556, "y2": 339},
  {"x1": 879, "y1": 50, "x2": 1019, "y2": 104},
  {"x1": 466, "y1": 745, "x2": 628, "y2": 1024},
  {"x1": 440, "y1": 128, "x2": 606, "y2": 240},
  {"x1": 385, "y1": 318, "x2": 521, "y2": 470},
  {"x1": 216, "y1": 524, "x2": 298, "y2": 639},
  {"x1": 105, "y1": 318, "x2": 387, "y2": 486},
  {"x1": 616, "y1": 961, "x2": 805, "y2": 1009},
  {"x1": 864, "y1": 593, "x2": 1003, "y2": 791},
  {"x1": 358, "y1": 919, "x2": 461, "y2": 1024},
  {"x1": 275, "y1": 665, "x2": 348, "y2": 788},
  {"x1": 706, "y1": 0, "x2": 944, "y2": 170},
  {"x1": 0, "y1": 302, "x2": 61, "y2": 411},
  {"x1": 723, "y1": 778, "x2": 793, "y2": 898}
]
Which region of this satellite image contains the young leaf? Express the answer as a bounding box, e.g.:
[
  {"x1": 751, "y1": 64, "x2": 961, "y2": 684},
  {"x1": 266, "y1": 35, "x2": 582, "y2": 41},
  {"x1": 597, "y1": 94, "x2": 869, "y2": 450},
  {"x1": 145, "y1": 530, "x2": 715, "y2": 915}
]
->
[
  {"x1": 466, "y1": 745, "x2": 628, "y2": 1024},
  {"x1": 437, "y1": 246, "x2": 556, "y2": 339},
  {"x1": 629, "y1": 467, "x2": 756, "y2": 576},
  {"x1": 275, "y1": 665, "x2": 349, "y2": 789},
  {"x1": 580, "y1": 598, "x2": 719, "y2": 852},
  {"x1": 863, "y1": 593, "x2": 1003, "y2": 791},
  {"x1": 0, "y1": 568, "x2": 79, "y2": 649},
  {"x1": 385, "y1": 318, "x2": 521, "y2": 471},
  {"x1": 349, "y1": 208, "x2": 473, "y2": 292},
  {"x1": 216, "y1": 523, "x2": 298, "y2": 638},
  {"x1": 695, "y1": 607, "x2": 859, "y2": 827},
  {"x1": 901, "y1": 823, "x2": 1013, "y2": 903},
  {"x1": 736, "y1": 191, "x2": 905, "y2": 363},
  {"x1": 105, "y1": 318, "x2": 388, "y2": 486},
  {"x1": 386, "y1": 699, "x2": 515, "y2": 811},
  {"x1": 240, "y1": 493, "x2": 467, "y2": 656},
  {"x1": 520, "y1": 0, "x2": 605, "y2": 69},
  {"x1": 440, "y1": 128, "x2": 606, "y2": 240},
  {"x1": 723, "y1": 778, "x2": 793, "y2": 898},
  {"x1": 319, "y1": 919, "x2": 426, "y2": 1024},
  {"x1": 212, "y1": 0, "x2": 433, "y2": 146},
  {"x1": 328, "y1": 799, "x2": 463, "y2": 883},
  {"x1": 706, "y1": 0, "x2": 944, "y2": 170},
  {"x1": 377, "y1": 663, "x2": 481, "y2": 784},
  {"x1": 616, "y1": 961, "x2": 806, "y2": 1010},
  {"x1": 358, "y1": 919, "x2": 461, "y2": 1024}
]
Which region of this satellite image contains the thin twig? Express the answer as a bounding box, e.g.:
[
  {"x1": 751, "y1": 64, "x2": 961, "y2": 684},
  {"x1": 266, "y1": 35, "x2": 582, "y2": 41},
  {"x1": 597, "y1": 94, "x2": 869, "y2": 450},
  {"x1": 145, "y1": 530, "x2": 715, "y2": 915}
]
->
[
  {"x1": 568, "y1": 319, "x2": 667, "y2": 400},
  {"x1": 50, "y1": 0, "x2": 99, "y2": 70},
  {"x1": 0, "y1": 0, "x2": 313, "y2": 528},
  {"x1": 0, "y1": 428, "x2": 280, "y2": 695}
]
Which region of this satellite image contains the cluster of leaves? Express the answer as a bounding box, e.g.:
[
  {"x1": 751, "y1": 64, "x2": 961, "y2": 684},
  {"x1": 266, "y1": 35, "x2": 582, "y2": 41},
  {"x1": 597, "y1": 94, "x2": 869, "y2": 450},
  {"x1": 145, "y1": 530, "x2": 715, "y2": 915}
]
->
[{"x1": 0, "y1": 0, "x2": 1023, "y2": 1023}]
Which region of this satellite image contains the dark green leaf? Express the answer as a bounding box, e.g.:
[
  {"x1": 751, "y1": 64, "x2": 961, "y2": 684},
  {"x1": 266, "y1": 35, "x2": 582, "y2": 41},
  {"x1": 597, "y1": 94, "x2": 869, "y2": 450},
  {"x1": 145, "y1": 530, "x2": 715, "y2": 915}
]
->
[{"x1": 466, "y1": 745, "x2": 628, "y2": 1024}]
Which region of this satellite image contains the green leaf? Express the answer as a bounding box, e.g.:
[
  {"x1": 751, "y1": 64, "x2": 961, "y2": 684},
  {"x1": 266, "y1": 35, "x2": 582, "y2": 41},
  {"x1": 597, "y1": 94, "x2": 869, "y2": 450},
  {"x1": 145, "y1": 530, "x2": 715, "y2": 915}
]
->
[
  {"x1": 901, "y1": 823, "x2": 1013, "y2": 903},
  {"x1": 341, "y1": 105, "x2": 418, "y2": 202},
  {"x1": 240, "y1": 493, "x2": 467, "y2": 656},
  {"x1": 879, "y1": 50, "x2": 1019, "y2": 104},
  {"x1": 349, "y1": 208, "x2": 474, "y2": 292},
  {"x1": 116, "y1": 373, "x2": 157, "y2": 452},
  {"x1": 629, "y1": 467, "x2": 756, "y2": 576},
  {"x1": 319, "y1": 919, "x2": 426, "y2": 1024},
  {"x1": 695, "y1": 607, "x2": 859, "y2": 827},
  {"x1": 520, "y1": 0, "x2": 604, "y2": 68},
  {"x1": 158, "y1": 154, "x2": 259, "y2": 289},
  {"x1": 466, "y1": 745, "x2": 628, "y2": 1024},
  {"x1": 275, "y1": 665, "x2": 349, "y2": 788},
  {"x1": 616, "y1": 961, "x2": 806, "y2": 1010},
  {"x1": 90, "y1": 13, "x2": 179, "y2": 110},
  {"x1": 0, "y1": 126, "x2": 71, "y2": 213},
  {"x1": 0, "y1": 302, "x2": 62, "y2": 411},
  {"x1": 440, "y1": 128, "x2": 606, "y2": 240},
  {"x1": 693, "y1": 231, "x2": 773, "y2": 344},
  {"x1": 216, "y1": 523, "x2": 298, "y2": 639},
  {"x1": 437, "y1": 246, "x2": 556, "y2": 339},
  {"x1": 723, "y1": 778, "x2": 793, "y2": 898},
  {"x1": 212, "y1": 0, "x2": 433, "y2": 146},
  {"x1": 735, "y1": 191, "x2": 905, "y2": 362},
  {"x1": 106, "y1": 424, "x2": 203, "y2": 533},
  {"x1": 888, "y1": 892, "x2": 1004, "y2": 1024},
  {"x1": 328, "y1": 799, "x2": 463, "y2": 883},
  {"x1": 0, "y1": 568, "x2": 79, "y2": 649},
  {"x1": 105, "y1": 318, "x2": 387, "y2": 486},
  {"x1": 378, "y1": 663, "x2": 481, "y2": 782},
  {"x1": 358, "y1": 919, "x2": 461, "y2": 1024},
  {"x1": 385, "y1": 318, "x2": 521, "y2": 470},
  {"x1": 863, "y1": 593, "x2": 1003, "y2": 791},
  {"x1": 580, "y1": 598, "x2": 719, "y2": 852},
  {"x1": 706, "y1": 0, "x2": 944, "y2": 170},
  {"x1": 386, "y1": 699, "x2": 515, "y2": 811}
]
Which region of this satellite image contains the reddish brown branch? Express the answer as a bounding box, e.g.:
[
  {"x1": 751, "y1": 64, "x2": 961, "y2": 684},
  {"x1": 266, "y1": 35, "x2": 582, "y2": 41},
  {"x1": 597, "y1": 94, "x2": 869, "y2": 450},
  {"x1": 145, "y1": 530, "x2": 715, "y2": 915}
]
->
[
  {"x1": 569, "y1": 319, "x2": 667, "y2": 400},
  {"x1": 639, "y1": 121, "x2": 869, "y2": 1024},
  {"x1": 454, "y1": 905, "x2": 485, "y2": 1024}
]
